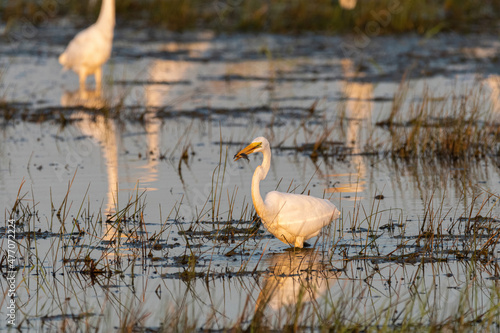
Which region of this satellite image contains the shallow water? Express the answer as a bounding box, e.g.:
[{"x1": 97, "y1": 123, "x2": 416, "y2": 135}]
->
[{"x1": 1, "y1": 27, "x2": 500, "y2": 330}]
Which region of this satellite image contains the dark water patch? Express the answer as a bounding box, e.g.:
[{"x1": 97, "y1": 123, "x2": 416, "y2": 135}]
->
[
  {"x1": 370, "y1": 96, "x2": 395, "y2": 102},
  {"x1": 115, "y1": 48, "x2": 190, "y2": 59},
  {"x1": 114, "y1": 79, "x2": 192, "y2": 86},
  {"x1": 279, "y1": 141, "x2": 352, "y2": 158},
  {"x1": 457, "y1": 215, "x2": 500, "y2": 224},
  {"x1": 173, "y1": 254, "x2": 199, "y2": 265},
  {"x1": 377, "y1": 116, "x2": 500, "y2": 129},
  {"x1": 7, "y1": 230, "x2": 83, "y2": 240},
  {"x1": 39, "y1": 312, "x2": 98, "y2": 322},
  {"x1": 228, "y1": 138, "x2": 384, "y2": 159},
  {"x1": 199, "y1": 73, "x2": 344, "y2": 82},
  {"x1": 161, "y1": 269, "x2": 266, "y2": 281},
  {"x1": 393, "y1": 233, "x2": 494, "y2": 241},
  {"x1": 379, "y1": 223, "x2": 405, "y2": 230},
  {"x1": 486, "y1": 276, "x2": 500, "y2": 280},
  {"x1": 156, "y1": 105, "x2": 317, "y2": 119},
  {"x1": 0, "y1": 106, "x2": 102, "y2": 124},
  {"x1": 178, "y1": 222, "x2": 265, "y2": 243},
  {"x1": 270, "y1": 95, "x2": 321, "y2": 102},
  {"x1": 229, "y1": 139, "x2": 379, "y2": 161},
  {"x1": 100, "y1": 284, "x2": 123, "y2": 289},
  {"x1": 348, "y1": 253, "x2": 449, "y2": 264}
]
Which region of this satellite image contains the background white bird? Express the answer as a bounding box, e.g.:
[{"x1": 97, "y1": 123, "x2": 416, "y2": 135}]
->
[
  {"x1": 339, "y1": 0, "x2": 357, "y2": 10},
  {"x1": 234, "y1": 137, "x2": 340, "y2": 248},
  {"x1": 59, "y1": 0, "x2": 115, "y2": 90}
]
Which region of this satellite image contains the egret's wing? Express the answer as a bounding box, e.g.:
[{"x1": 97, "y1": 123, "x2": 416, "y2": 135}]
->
[
  {"x1": 60, "y1": 25, "x2": 110, "y2": 68},
  {"x1": 264, "y1": 191, "x2": 339, "y2": 237}
]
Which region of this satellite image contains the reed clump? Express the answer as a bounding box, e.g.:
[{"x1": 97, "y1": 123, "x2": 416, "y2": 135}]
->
[{"x1": 378, "y1": 84, "x2": 500, "y2": 160}]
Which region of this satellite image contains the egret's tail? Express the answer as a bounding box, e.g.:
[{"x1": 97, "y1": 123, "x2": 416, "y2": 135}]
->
[{"x1": 58, "y1": 52, "x2": 67, "y2": 67}]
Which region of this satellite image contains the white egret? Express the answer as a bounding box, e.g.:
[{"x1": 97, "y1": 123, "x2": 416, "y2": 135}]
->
[
  {"x1": 59, "y1": 0, "x2": 115, "y2": 89},
  {"x1": 234, "y1": 137, "x2": 340, "y2": 248},
  {"x1": 339, "y1": 0, "x2": 357, "y2": 10}
]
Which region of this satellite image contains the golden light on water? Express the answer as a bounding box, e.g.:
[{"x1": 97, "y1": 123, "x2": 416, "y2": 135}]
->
[
  {"x1": 326, "y1": 172, "x2": 365, "y2": 193},
  {"x1": 326, "y1": 182, "x2": 365, "y2": 193}
]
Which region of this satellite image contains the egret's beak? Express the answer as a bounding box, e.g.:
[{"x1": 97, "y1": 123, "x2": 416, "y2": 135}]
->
[{"x1": 234, "y1": 142, "x2": 262, "y2": 161}]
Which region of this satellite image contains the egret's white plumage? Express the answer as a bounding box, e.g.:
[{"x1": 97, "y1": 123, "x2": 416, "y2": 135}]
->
[
  {"x1": 339, "y1": 0, "x2": 357, "y2": 10},
  {"x1": 59, "y1": 0, "x2": 115, "y2": 89},
  {"x1": 235, "y1": 137, "x2": 340, "y2": 248}
]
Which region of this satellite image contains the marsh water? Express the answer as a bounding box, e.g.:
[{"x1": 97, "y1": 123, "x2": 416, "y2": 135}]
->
[{"x1": 2, "y1": 26, "x2": 500, "y2": 330}]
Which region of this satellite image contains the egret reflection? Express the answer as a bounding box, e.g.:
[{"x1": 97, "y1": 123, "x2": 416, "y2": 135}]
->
[
  {"x1": 327, "y1": 59, "x2": 373, "y2": 196},
  {"x1": 486, "y1": 75, "x2": 500, "y2": 113},
  {"x1": 256, "y1": 250, "x2": 339, "y2": 314},
  {"x1": 61, "y1": 88, "x2": 106, "y2": 109},
  {"x1": 61, "y1": 90, "x2": 118, "y2": 214},
  {"x1": 61, "y1": 88, "x2": 142, "y2": 254}
]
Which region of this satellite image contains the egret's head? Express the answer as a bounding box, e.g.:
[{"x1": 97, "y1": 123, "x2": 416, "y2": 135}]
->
[{"x1": 234, "y1": 137, "x2": 269, "y2": 161}]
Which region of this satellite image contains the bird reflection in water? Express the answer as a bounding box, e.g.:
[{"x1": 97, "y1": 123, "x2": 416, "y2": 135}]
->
[
  {"x1": 61, "y1": 87, "x2": 117, "y2": 212},
  {"x1": 255, "y1": 249, "x2": 340, "y2": 321},
  {"x1": 61, "y1": 87, "x2": 106, "y2": 109},
  {"x1": 486, "y1": 75, "x2": 500, "y2": 113},
  {"x1": 326, "y1": 59, "x2": 373, "y2": 195},
  {"x1": 61, "y1": 88, "x2": 126, "y2": 254},
  {"x1": 60, "y1": 85, "x2": 161, "y2": 255}
]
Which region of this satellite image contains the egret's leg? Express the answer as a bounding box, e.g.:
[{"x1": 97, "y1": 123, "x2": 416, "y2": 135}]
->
[
  {"x1": 295, "y1": 236, "x2": 304, "y2": 248},
  {"x1": 78, "y1": 70, "x2": 87, "y2": 90},
  {"x1": 95, "y1": 67, "x2": 102, "y2": 90}
]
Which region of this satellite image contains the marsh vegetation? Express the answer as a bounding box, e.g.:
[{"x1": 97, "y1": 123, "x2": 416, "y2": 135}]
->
[
  {"x1": 2, "y1": 0, "x2": 500, "y2": 33},
  {"x1": 2, "y1": 3, "x2": 500, "y2": 332}
]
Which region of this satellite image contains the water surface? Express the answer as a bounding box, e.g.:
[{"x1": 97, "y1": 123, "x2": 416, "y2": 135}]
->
[{"x1": 1, "y1": 28, "x2": 500, "y2": 330}]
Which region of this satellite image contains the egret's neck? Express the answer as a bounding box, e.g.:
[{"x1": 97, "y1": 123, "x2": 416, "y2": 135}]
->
[
  {"x1": 96, "y1": 0, "x2": 115, "y2": 31},
  {"x1": 251, "y1": 147, "x2": 271, "y2": 217}
]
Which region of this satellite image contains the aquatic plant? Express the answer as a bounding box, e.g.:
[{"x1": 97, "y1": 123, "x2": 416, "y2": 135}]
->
[{"x1": 377, "y1": 83, "x2": 500, "y2": 160}]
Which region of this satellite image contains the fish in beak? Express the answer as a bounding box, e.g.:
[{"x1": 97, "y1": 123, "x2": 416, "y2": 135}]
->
[{"x1": 234, "y1": 141, "x2": 262, "y2": 161}]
